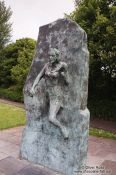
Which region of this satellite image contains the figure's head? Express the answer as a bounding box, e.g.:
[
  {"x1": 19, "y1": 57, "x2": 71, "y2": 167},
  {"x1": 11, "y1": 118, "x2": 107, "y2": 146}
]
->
[{"x1": 48, "y1": 48, "x2": 60, "y2": 64}]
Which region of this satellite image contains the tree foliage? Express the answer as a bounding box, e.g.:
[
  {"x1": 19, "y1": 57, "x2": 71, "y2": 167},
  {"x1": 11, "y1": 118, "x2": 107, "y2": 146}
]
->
[
  {"x1": 68, "y1": 0, "x2": 116, "y2": 100},
  {"x1": 0, "y1": 38, "x2": 36, "y2": 89},
  {"x1": 0, "y1": 0, "x2": 12, "y2": 51},
  {"x1": 11, "y1": 38, "x2": 36, "y2": 90}
]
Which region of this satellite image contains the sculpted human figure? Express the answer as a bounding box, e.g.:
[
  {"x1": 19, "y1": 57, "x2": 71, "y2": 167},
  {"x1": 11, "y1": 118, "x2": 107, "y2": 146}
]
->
[{"x1": 30, "y1": 48, "x2": 69, "y2": 139}]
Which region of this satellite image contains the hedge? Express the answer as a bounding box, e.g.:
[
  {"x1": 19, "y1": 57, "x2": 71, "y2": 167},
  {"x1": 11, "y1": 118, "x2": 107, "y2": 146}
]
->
[
  {"x1": 0, "y1": 87, "x2": 23, "y2": 102},
  {"x1": 88, "y1": 99, "x2": 116, "y2": 121}
]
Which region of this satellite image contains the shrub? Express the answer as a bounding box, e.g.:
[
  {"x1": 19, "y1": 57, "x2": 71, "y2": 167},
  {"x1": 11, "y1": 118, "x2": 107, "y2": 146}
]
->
[
  {"x1": 0, "y1": 87, "x2": 23, "y2": 102},
  {"x1": 88, "y1": 99, "x2": 116, "y2": 121}
]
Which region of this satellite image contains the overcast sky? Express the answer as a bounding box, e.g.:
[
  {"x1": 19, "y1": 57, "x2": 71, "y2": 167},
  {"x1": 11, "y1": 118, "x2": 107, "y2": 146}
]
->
[{"x1": 5, "y1": 0, "x2": 75, "y2": 42}]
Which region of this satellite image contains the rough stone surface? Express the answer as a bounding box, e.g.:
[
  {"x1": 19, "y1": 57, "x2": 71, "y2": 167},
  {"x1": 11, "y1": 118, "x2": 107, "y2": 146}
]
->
[{"x1": 20, "y1": 18, "x2": 90, "y2": 175}]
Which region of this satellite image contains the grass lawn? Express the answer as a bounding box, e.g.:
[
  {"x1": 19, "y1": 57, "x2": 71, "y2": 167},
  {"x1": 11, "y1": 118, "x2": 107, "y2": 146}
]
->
[
  {"x1": 0, "y1": 102, "x2": 26, "y2": 130},
  {"x1": 90, "y1": 128, "x2": 116, "y2": 140}
]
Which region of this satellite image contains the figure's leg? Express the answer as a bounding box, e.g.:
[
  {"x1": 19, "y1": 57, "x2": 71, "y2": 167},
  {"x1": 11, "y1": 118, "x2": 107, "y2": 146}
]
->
[{"x1": 49, "y1": 100, "x2": 69, "y2": 139}]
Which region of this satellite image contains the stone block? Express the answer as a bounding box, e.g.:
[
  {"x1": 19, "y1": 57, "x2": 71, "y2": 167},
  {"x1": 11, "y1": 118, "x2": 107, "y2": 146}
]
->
[{"x1": 20, "y1": 18, "x2": 90, "y2": 175}]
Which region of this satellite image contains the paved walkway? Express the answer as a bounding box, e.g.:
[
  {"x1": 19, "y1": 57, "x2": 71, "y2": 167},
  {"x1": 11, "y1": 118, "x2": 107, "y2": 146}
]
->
[
  {"x1": 0, "y1": 99, "x2": 116, "y2": 174},
  {"x1": 0, "y1": 126, "x2": 116, "y2": 175}
]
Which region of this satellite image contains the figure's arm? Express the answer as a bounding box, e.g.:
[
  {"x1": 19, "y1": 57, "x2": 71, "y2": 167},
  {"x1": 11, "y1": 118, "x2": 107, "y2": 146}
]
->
[{"x1": 30, "y1": 65, "x2": 46, "y2": 96}]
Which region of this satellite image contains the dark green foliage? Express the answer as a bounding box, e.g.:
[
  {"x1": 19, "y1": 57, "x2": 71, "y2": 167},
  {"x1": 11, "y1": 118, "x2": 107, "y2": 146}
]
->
[
  {"x1": 0, "y1": 87, "x2": 23, "y2": 102},
  {"x1": 11, "y1": 38, "x2": 36, "y2": 90},
  {"x1": 0, "y1": 38, "x2": 36, "y2": 88},
  {"x1": 0, "y1": 38, "x2": 36, "y2": 102},
  {"x1": 0, "y1": 0, "x2": 12, "y2": 51},
  {"x1": 0, "y1": 43, "x2": 18, "y2": 87},
  {"x1": 0, "y1": 1, "x2": 12, "y2": 86},
  {"x1": 88, "y1": 100, "x2": 116, "y2": 121},
  {"x1": 68, "y1": 0, "x2": 116, "y2": 120}
]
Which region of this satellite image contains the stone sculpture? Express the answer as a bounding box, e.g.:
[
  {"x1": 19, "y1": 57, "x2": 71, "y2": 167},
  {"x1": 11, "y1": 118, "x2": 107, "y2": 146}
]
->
[
  {"x1": 30, "y1": 48, "x2": 69, "y2": 139},
  {"x1": 20, "y1": 18, "x2": 90, "y2": 175}
]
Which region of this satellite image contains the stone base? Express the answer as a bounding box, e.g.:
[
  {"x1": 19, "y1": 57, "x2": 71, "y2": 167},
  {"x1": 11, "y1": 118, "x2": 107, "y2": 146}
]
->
[{"x1": 20, "y1": 108, "x2": 90, "y2": 175}]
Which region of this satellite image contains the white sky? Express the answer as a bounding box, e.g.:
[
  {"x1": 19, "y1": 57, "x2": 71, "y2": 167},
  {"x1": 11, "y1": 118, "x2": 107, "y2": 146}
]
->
[{"x1": 5, "y1": 0, "x2": 75, "y2": 42}]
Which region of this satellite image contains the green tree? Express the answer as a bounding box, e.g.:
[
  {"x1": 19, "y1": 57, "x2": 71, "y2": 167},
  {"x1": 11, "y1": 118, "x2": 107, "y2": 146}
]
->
[
  {"x1": 11, "y1": 38, "x2": 36, "y2": 90},
  {"x1": 0, "y1": 0, "x2": 12, "y2": 51},
  {"x1": 68, "y1": 0, "x2": 116, "y2": 100},
  {"x1": 66, "y1": 0, "x2": 116, "y2": 120},
  {"x1": 0, "y1": 38, "x2": 36, "y2": 89},
  {"x1": 0, "y1": 43, "x2": 18, "y2": 87}
]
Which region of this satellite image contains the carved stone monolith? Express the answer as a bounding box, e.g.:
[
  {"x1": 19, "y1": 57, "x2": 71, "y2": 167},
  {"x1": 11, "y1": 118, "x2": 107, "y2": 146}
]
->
[{"x1": 20, "y1": 18, "x2": 90, "y2": 175}]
